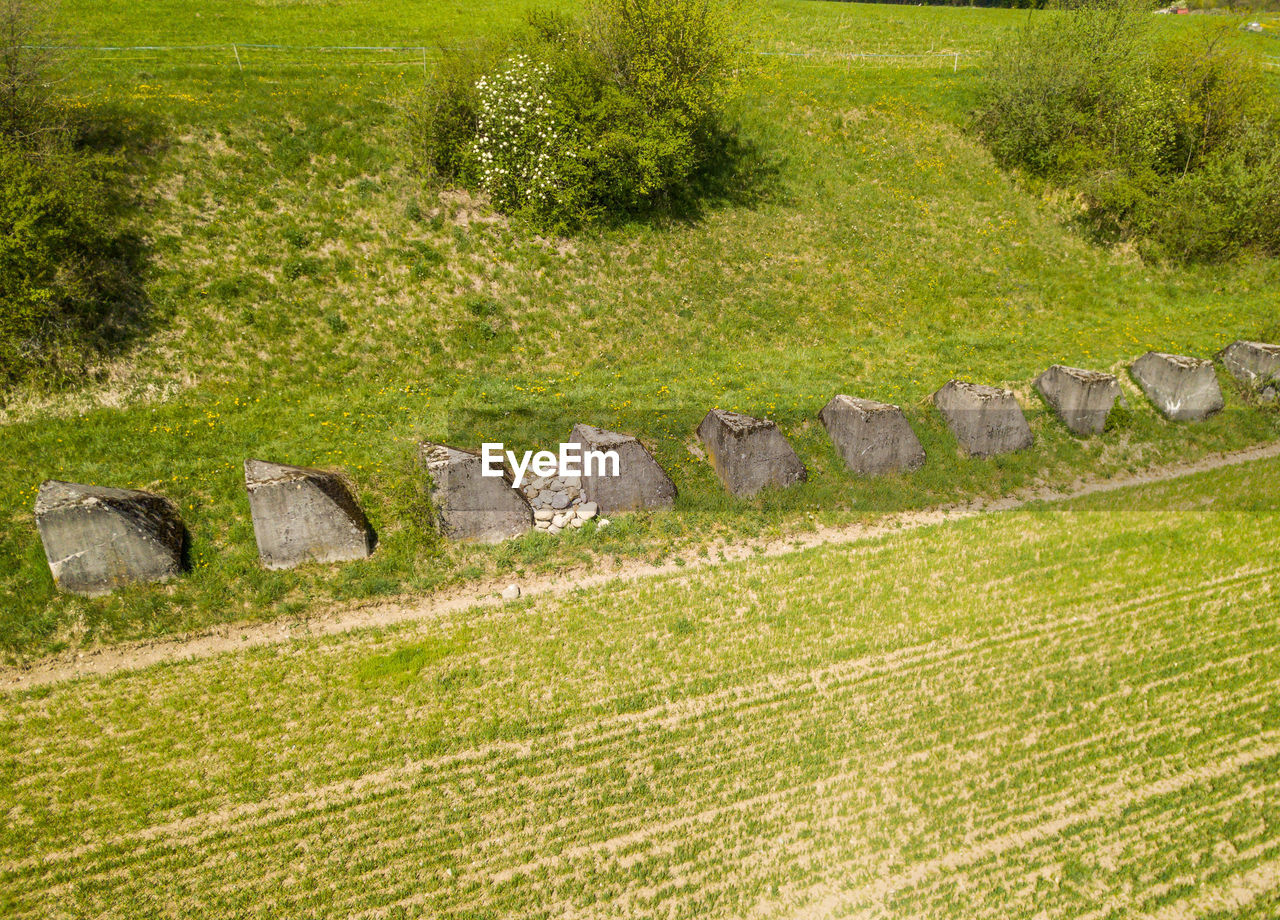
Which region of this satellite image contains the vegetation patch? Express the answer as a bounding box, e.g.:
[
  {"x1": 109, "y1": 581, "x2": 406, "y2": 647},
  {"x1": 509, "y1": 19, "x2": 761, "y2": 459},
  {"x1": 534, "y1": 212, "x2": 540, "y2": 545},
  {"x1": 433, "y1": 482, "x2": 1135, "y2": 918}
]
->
[
  {"x1": 0, "y1": 0, "x2": 147, "y2": 390},
  {"x1": 406, "y1": 0, "x2": 749, "y2": 229},
  {"x1": 975, "y1": 0, "x2": 1280, "y2": 261},
  {"x1": 356, "y1": 630, "x2": 472, "y2": 686}
]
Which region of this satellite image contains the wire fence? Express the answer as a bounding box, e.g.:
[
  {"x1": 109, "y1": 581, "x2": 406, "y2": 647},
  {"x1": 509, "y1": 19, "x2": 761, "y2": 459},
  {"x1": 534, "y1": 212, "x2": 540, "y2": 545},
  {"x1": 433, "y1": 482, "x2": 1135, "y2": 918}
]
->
[
  {"x1": 43, "y1": 42, "x2": 989, "y2": 75},
  {"x1": 37, "y1": 40, "x2": 1279, "y2": 87},
  {"x1": 755, "y1": 48, "x2": 983, "y2": 70}
]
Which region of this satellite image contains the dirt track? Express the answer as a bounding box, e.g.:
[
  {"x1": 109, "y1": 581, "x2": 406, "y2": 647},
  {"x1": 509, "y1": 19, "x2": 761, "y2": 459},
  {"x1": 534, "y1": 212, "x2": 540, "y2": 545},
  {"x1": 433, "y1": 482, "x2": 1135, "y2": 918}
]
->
[{"x1": 4, "y1": 440, "x2": 1278, "y2": 692}]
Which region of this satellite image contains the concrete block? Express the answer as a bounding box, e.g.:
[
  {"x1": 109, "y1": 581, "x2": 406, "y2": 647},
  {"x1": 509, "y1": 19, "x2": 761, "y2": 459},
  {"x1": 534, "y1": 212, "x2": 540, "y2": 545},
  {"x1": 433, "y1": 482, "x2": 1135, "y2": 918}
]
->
[
  {"x1": 932, "y1": 380, "x2": 1033, "y2": 457},
  {"x1": 418, "y1": 442, "x2": 533, "y2": 543},
  {"x1": 1131, "y1": 352, "x2": 1224, "y2": 421},
  {"x1": 1218, "y1": 340, "x2": 1280, "y2": 398},
  {"x1": 245, "y1": 459, "x2": 375, "y2": 569},
  {"x1": 818, "y1": 395, "x2": 925, "y2": 475},
  {"x1": 567, "y1": 424, "x2": 676, "y2": 514},
  {"x1": 35, "y1": 480, "x2": 185, "y2": 596},
  {"x1": 696, "y1": 409, "x2": 807, "y2": 497},
  {"x1": 1034, "y1": 365, "x2": 1121, "y2": 436}
]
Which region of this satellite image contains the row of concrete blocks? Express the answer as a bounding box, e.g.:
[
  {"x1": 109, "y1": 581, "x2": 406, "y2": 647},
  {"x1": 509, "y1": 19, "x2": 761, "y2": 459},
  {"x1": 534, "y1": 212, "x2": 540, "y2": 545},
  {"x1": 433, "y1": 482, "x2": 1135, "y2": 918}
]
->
[
  {"x1": 32, "y1": 342, "x2": 1279, "y2": 596},
  {"x1": 33, "y1": 425, "x2": 675, "y2": 597},
  {"x1": 704, "y1": 343, "x2": 1274, "y2": 489}
]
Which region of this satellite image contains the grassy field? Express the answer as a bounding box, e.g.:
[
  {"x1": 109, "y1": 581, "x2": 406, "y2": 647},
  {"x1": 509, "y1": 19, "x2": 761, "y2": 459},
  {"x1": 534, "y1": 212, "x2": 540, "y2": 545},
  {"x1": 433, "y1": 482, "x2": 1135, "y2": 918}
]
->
[
  {"x1": 1, "y1": 1, "x2": 1278, "y2": 658},
  {"x1": 2, "y1": 458, "x2": 1278, "y2": 918}
]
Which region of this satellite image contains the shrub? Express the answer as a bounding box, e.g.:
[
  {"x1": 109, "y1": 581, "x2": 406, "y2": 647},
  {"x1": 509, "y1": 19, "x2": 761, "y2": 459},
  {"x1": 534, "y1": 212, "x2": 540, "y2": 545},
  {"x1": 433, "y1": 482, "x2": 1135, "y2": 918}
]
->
[
  {"x1": 1144, "y1": 119, "x2": 1280, "y2": 260},
  {"x1": 0, "y1": 0, "x2": 62, "y2": 143},
  {"x1": 974, "y1": 0, "x2": 1280, "y2": 261},
  {"x1": 471, "y1": 54, "x2": 577, "y2": 219},
  {"x1": 0, "y1": 138, "x2": 142, "y2": 387},
  {"x1": 0, "y1": 0, "x2": 143, "y2": 389},
  {"x1": 586, "y1": 0, "x2": 742, "y2": 133},
  {"x1": 405, "y1": 42, "x2": 500, "y2": 184},
  {"x1": 406, "y1": 0, "x2": 745, "y2": 229},
  {"x1": 974, "y1": 0, "x2": 1155, "y2": 177}
]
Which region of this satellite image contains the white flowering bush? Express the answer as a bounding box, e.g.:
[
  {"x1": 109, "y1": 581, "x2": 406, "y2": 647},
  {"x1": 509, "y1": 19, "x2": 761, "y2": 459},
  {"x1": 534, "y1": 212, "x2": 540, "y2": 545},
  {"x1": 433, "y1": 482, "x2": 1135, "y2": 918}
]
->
[
  {"x1": 471, "y1": 55, "x2": 575, "y2": 218},
  {"x1": 408, "y1": 1, "x2": 745, "y2": 230}
]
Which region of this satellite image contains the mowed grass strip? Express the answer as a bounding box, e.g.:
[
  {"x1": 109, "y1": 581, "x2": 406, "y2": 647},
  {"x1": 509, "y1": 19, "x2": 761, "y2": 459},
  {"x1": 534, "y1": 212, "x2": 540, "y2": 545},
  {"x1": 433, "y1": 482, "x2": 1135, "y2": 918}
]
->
[{"x1": 2, "y1": 461, "x2": 1278, "y2": 918}]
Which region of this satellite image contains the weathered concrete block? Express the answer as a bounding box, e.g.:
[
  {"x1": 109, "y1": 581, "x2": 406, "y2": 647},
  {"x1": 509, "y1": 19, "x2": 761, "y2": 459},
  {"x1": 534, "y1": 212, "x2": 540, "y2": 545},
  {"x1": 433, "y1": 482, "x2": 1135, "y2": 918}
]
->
[
  {"x1": 1034, "y1": 365, "x2": 1121, "y2": 436},
  {"x1": 244, "y1": 459, "x2": 375, "y2": 570},
  {"x1": 34, "y1": 480, "x2": 185, "y2": 596},
  {"x1": 567, "y1": 424, "x2": 676, "y2": 515},
  {"x1": 818, "y1": 395, "x2": 925, "y2": 475},
  {"x1": 1218, "y1": 341, "x2": 1280, "y2": 400},
  {"x1": 418, "y1": 442, "x2": 533, "y2": 543},
  {"x1": 696, "y1": 409, "x2": 807, "y2": 497},
  {"x1": 932, "y1": 380, "x2": 1034, "y2": 457},
  {"x1": 1131, "y1": 352, "x2": 1224, "y2": 421}
]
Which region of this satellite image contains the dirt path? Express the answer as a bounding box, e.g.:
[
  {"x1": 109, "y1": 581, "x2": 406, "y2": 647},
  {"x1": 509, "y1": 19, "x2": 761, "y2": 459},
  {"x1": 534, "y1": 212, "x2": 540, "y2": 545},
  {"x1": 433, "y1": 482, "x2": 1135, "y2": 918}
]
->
[{"x1": 4, "y1": 441, "x2": 1278, "y2": 692}]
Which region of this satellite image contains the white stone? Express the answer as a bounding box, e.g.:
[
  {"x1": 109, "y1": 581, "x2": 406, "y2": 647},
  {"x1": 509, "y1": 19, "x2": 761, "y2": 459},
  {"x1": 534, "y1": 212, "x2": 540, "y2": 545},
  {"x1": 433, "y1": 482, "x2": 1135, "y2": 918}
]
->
[
  {"x1": 577, "y1": 502, "x2": 598, "y2": 520},
  {"x1": 598, "y1": 518, "x2": 610, "y2": 529},
  {"x1": 534, "y1": 508, "x2": 555, "y2": 522},
  {"x1": 501, "y1": 584, "x2": 521, "y2": 601},
  {"x1": 570, "y1": 518, "x2": 584, "y2": 528},
  {"x1": 548, "y1": 524, "x2": 562, "y2": 535}
]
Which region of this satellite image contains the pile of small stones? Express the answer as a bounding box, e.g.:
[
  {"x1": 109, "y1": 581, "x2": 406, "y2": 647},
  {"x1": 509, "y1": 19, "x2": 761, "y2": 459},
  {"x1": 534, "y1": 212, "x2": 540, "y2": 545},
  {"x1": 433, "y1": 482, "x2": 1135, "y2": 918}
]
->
[{"x1": 520, "y1": 470, "x2": 603, "y2": 535}]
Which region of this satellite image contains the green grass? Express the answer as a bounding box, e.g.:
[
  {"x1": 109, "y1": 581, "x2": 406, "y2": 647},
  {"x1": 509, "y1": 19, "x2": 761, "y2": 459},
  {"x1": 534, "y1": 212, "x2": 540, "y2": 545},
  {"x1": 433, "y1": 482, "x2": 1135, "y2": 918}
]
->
[
  {"x1": 2, "y1": 458, "x2": 1278, "y2": 917},
  {"x1": 1, "y1": 1, "x2": 1279, "y2": 658}
]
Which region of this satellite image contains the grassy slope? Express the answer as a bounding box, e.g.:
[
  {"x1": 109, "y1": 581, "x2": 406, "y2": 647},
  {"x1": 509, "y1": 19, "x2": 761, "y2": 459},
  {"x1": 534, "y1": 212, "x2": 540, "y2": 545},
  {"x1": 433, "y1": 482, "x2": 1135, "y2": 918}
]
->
[
  {"x1": 2, "y1": 458, "x2": 1278, "y2": 918},
  {"x1": 1, "y1": 1, "x2": 1278, "y2": 657}
]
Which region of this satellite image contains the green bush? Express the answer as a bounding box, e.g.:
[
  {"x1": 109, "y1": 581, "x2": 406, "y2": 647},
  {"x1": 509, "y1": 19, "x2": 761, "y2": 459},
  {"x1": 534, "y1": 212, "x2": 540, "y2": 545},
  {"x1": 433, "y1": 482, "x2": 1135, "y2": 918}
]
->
[
  {"x1": 1146, "y1": 121, "x2": 1280, "y2": 260},
  {"x1": 405, "y1": 42, "x2": 500, "y2": 184},
  {"x1": 406, "y1": 0, "x2": 745, "y2": 229},
  {"x1": 974, "y1": 0, "x2": 1280, "y2": 261},
  {"x1": 0, "y1": 0, "x2": 144, "y2": 389},
  {"x1": 0, "y1": 139, "x2": 141, "y2": 387}
]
